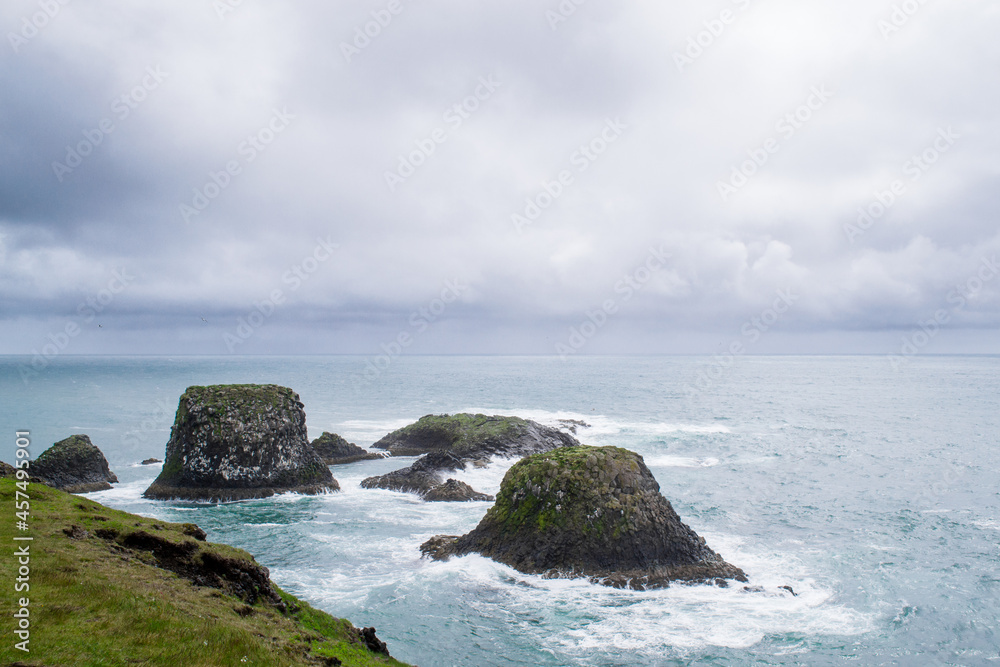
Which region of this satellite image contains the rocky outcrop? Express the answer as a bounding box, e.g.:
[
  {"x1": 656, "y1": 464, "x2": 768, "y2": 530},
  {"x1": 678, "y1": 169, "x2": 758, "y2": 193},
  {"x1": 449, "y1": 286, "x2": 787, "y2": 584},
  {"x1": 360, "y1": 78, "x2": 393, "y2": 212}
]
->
[
  {"x1": 141, "y1": 458, "x2": 162, "y2": 465},
  {"x1": 309, "y1": 432, "x2": 382, "y2": 465},
  {"x1": 31, "y1": 434, "x2": 119, "y2": 493},
  {"x1": 361, "y1": 413, "x2": 577, "y2": 501},
  {"x1": 0, "y1": 461, "x2": 15, "y2": 478},
  {"x1": 143, "y1": 385, "x2": 339, "y2": 502},
  {"x1": 423, "y1": 479, "x2": 494, "y2": 502},
  {"x1": 421, "y1": 446, "x2": 747, "y2": 589}
]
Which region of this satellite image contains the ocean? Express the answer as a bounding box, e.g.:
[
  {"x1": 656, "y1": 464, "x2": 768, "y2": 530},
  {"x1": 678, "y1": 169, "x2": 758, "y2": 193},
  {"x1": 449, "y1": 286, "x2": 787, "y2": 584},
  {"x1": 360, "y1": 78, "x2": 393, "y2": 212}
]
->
[{"x1": 2, "y1": 355, "x2": 998, "y2": 666}]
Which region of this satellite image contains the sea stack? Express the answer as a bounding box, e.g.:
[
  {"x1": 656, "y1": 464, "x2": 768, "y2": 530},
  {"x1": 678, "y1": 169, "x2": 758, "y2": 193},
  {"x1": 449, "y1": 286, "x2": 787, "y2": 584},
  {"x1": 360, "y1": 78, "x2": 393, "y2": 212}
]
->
[
  {"x1": 31, "y1": 434, "x2": 119, "y2": 493},
  {"x1": 421, "y1": 446, "x2": 746, "y2": 589},
  {"x1": 361, "y1": 413, "x2": 578, "y2": 501},
  {"x1": 143, "y1": 384, "x2": 339, "y2": 502}
]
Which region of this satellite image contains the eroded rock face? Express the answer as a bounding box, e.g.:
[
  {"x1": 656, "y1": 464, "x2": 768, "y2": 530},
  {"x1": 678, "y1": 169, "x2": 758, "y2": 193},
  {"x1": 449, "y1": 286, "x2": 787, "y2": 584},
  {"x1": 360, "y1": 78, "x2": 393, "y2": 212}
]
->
[
  {"x1": 309, "y1": 432, "x2": 381, "y2": 465},
  {"x1": 143, "y1": 385, "x2": 338, "y2": 502},
  {"x1": 361, "y1": 413, "x2": 577, "y2": 501},
  {"x1": 31, "y1": 435, "x2": 119, "y2": 493},
  {"x1": 421, "y1": 446, "x2": 746, "y2": 589}
]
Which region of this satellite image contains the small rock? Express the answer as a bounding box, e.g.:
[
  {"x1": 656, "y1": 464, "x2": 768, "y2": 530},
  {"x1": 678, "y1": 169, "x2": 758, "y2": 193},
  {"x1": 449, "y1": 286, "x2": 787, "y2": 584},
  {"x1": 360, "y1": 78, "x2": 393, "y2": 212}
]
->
[
  {"x1": 358, "y1": 627, "x2": 389, "y2": 656},
  {"x1": 779, "y1": 585, "x2": 797, "y2": 596},
  {"x1": 309, "y1": 432, "x2": 381, "y2": 465},
  {"x1": 422, "y1": 479, "x2": 494, "y2": 502},
  {"x1": 182, "y1": 523, "x2": 208, "y2": 541},
  {"x1": 141, "y1": 458, "x2": 162, "y2": 465}
]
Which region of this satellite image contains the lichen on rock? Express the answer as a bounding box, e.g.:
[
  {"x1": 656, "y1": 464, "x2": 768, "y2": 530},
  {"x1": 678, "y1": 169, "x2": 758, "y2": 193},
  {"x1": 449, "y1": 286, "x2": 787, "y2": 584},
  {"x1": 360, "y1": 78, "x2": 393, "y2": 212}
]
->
[
  {"x1": 421, "y1": 445, "x2": 747, "y2": 589},
  {"x1": 31, "y1": 434, "x2": 119, "y2": 493},
  {"x1": 361, "y1": 413, "x2": 577, "y2": 501},
  {"x1": 143, "y1": 384, "x2": 339, "y2": 502}
]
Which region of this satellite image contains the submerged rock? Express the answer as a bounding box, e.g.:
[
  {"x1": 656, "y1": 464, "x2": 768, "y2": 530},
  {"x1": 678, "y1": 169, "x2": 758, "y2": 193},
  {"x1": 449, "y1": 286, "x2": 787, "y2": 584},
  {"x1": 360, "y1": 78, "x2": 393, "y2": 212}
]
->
[
  {"x1": 309, "y1": 432, "x2": 382, "y2": 465},
  {"x1": 31, "y1": 434, "x2": 119, "y2": 493},
  {"x1": 361, "y1": 413, "x2": 577, "y2": 500},
  {"x1": 421, "y1": 446, "x2": 746, "y2": 589},
  {"x1": 143, "y1": 384, "x2": 339, "y2": 502}
]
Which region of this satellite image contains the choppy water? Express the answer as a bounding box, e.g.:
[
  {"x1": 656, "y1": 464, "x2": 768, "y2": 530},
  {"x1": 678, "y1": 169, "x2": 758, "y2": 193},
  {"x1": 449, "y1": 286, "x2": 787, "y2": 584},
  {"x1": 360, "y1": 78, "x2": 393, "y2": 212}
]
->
[{"x1": 2, "y1": 355, "x2": 998, "y2": 666}]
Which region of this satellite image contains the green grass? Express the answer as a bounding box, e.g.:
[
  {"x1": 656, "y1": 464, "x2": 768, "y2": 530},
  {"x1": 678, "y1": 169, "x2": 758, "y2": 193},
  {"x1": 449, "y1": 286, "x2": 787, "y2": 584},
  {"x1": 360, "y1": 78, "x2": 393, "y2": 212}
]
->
[{"x1": 0, "y1": 478, "x2": 412, "y2": 667}]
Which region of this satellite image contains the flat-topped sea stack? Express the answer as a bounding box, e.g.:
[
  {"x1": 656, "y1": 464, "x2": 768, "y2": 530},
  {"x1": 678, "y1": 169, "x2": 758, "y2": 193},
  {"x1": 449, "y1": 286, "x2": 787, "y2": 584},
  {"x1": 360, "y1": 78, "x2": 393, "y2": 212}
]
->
[
  {"x1": 143, "y1": 385, "x2": 339, "y2": 502},
  {"x1": 31, "y1": 434, "x2": 119, "y2": 493},
  {"x1": 421, "y1": 446, "x2": 747, "y2": 589},
  {"x1": 310, "y1": 432, "x2": 382, "y2": 465},
  {"x1": 361, "y1": 414, "x2": 579, "y2": 501}
]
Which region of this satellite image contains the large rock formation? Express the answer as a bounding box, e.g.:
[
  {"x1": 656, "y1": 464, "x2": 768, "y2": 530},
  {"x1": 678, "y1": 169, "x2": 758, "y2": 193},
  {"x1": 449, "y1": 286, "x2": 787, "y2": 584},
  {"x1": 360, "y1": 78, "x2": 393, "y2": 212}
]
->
[
  {"x1": 361, "y1": 413, "x2": 578, "y2": 501},
  {"x1": 309, "y1": 432, "x2": 382, "y2": 465},
  {"x1": 143, "y1": 385, "x2": 339, "y2": 502},
  {"x1": 421, "y1": 446, "x2": 747, "y2": 589},
  {"x1": 31, "y1": 434, "x2": 119, "y2": 493}
]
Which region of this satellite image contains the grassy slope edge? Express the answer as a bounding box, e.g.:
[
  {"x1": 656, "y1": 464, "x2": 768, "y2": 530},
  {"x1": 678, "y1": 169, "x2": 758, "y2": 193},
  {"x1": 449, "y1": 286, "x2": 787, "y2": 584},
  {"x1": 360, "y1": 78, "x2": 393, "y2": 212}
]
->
[{"x1": 0, "y1": 478, "x2": 412, "y2": 667}]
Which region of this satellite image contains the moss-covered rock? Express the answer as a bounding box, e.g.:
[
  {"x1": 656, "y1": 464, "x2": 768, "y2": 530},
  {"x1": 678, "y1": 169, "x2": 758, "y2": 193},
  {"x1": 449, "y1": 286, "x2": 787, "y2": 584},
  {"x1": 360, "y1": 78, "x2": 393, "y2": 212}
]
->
[
  {"x1": 361, "y1": 414, "x2": 577, "y2": 501},
  {"x1": 31, "y1": 434, "x2": 119, "y2": 493},
  {"x1": 310, "y1": 432, "x2": 382, "y2": 465},
  {"x1": 143, "y1": 385, "x2": 339, "y2": 502},
  {"x1": 370, "y1": 413, "x2": 576, "y2": 457},
  {"x1": 421, "y1": 446, "x2": 747, "y2": 589}
]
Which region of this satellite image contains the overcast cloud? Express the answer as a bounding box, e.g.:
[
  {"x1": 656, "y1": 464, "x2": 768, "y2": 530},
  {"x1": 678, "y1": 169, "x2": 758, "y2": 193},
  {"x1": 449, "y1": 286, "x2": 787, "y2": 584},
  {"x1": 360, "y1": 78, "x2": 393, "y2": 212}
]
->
[{"x1": 1, "y1": 0, "x2": 998, "y2": 358}]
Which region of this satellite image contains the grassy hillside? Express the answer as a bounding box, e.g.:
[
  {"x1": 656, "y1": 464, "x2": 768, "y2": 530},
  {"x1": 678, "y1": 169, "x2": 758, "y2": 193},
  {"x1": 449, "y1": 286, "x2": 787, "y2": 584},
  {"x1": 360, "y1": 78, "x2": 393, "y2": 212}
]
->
[{"x1": 0, "y1": 478, "x2": 412, "y2": 667}]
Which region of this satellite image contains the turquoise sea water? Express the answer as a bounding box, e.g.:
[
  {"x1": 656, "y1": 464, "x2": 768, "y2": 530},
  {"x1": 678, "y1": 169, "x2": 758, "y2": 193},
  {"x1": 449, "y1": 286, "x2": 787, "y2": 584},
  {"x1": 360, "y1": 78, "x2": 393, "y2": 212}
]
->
[{"x1": 2, "y1": 355, "x2": 998, "y2": 666}]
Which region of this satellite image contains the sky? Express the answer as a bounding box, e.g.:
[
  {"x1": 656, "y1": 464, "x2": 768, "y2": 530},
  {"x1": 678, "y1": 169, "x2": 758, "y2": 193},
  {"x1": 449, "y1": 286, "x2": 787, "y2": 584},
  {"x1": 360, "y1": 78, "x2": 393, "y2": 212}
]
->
[{"x1": 1, "y1": 0, "x2": 998, "y2": 359}]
